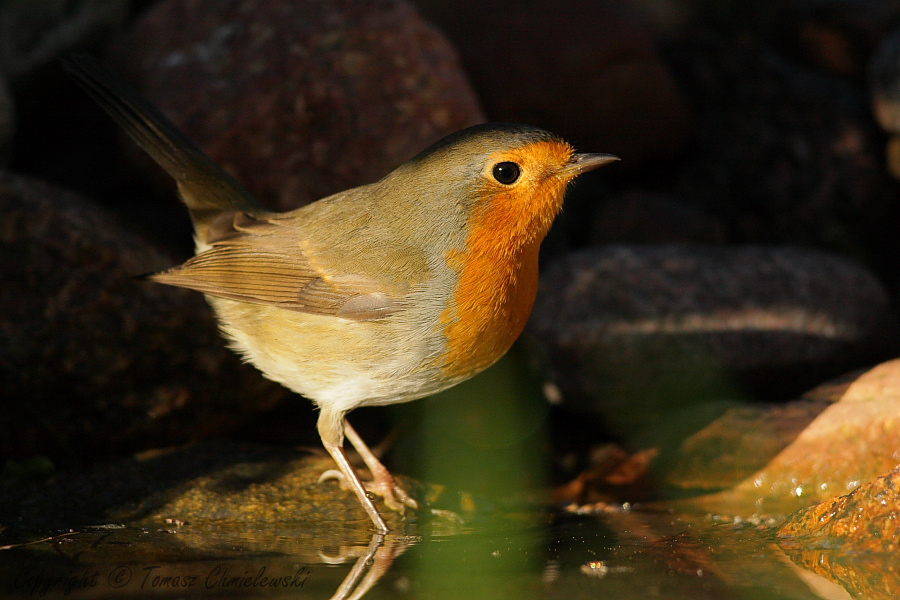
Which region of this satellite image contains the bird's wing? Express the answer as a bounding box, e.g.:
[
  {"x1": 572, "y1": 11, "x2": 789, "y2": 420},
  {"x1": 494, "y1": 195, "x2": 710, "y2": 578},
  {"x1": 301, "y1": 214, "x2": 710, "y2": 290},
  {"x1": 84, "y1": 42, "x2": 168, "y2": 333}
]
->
[{"x1": 150, "y1": 211, "x2": 405, "y2": 321}]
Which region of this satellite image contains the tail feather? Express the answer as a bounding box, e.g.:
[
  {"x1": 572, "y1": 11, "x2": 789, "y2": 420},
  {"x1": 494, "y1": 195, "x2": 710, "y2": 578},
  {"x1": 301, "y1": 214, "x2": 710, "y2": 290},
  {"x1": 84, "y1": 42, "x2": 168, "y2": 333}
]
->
[{"x1": 63, "y1": 54, "x2": 261, "y2": 243}]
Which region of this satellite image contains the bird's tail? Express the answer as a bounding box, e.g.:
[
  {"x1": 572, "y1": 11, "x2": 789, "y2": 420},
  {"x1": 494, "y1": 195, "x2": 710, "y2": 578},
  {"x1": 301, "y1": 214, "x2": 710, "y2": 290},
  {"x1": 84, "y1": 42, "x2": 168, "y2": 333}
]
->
[{"x1": 63, "y1": 54, "x2": 261, "y2": 245}]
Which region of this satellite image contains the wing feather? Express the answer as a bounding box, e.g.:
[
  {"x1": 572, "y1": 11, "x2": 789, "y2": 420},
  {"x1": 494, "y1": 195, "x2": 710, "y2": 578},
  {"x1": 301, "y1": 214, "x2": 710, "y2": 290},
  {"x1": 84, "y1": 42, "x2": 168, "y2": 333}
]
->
[{"x1": 150, "y1": 213, "x2": 402, "y2": 321}]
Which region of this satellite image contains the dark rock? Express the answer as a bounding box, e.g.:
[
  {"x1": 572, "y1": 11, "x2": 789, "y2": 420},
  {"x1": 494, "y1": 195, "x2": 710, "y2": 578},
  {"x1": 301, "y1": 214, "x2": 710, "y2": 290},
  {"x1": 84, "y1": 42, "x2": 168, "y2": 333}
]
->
[
  {"x1": 665, "y1": 37, "x2": 900, "y2": 289},
  {"x1": 529, "y1": 245, "x2": 896, "y2": 436},
  {"x1": 616, "y1": 0, "x2": 696, "y2": 39},
  {"x1": 869, "y1": 25, "x2": 900, "y2": 180},
  {"x1": 791, "y1": 0, "x2": 900, "y2": 78},
  {"x1": 0, "y1": 0, "x2": 128, "y2": 81},
  {"x1": 625, "y1": 0, "x2": 900, "y2": 78},
  {"x1": 870, "y1": 26, "x2": 900, "y2": 135},
  {"x1": 0, "y1": 74, "x2": 12, "y2": 165},
  {"x1": 0, "y1": 172, "x2": 289, "y2": 464},
  {"x1": 412, "y1": 0, "x2": 692, "y2": 162},
  {"x1": 111, "y1": 0, "x2": 485, "y2": 211}
]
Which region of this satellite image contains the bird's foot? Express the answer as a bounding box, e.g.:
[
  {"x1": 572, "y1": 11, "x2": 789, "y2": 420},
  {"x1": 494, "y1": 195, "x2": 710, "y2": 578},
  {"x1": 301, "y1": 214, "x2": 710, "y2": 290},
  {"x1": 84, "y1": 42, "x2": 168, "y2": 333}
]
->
[
  {"x1": 366, "y1": 470, "x2": 418, "y2": 513},
  {"x1": 318, "y1": 469, "x2": 418, "y2": 514}
]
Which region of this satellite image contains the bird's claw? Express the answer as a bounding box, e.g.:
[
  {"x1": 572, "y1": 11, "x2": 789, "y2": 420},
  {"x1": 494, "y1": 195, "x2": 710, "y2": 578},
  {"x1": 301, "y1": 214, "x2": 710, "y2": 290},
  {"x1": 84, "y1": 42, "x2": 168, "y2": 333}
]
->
[
  {"x1": 318, "y1": 469, "x2": 348, "y2": 486},
  {"x1": 318, "y1": 468, "x2": 418, "y2": 514},
  {"x1": 364, "y1": 474, "x2": 418, "y2": 514}
]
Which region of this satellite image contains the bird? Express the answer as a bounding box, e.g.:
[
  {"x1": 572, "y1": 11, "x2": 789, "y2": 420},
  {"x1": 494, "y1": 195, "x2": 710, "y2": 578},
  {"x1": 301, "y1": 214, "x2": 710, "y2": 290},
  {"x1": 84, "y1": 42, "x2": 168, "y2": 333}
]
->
[{"x1": 64, "y1": 54, "x2": 617, "y2": 533}]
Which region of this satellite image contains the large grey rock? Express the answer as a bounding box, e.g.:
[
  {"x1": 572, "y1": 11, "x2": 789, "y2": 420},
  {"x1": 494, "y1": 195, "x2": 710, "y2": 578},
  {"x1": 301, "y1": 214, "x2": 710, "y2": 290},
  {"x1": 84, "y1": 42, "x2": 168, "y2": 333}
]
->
[{"x1": 529, "y1": 245, "x2": 896, "y2": 435}]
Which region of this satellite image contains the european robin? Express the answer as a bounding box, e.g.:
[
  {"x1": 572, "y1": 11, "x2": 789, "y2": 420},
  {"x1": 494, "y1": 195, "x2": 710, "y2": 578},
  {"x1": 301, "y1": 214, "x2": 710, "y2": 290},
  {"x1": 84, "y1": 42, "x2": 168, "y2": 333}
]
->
[{"x1": 65, "y1": 54, "x2": 617, "y2": 533}]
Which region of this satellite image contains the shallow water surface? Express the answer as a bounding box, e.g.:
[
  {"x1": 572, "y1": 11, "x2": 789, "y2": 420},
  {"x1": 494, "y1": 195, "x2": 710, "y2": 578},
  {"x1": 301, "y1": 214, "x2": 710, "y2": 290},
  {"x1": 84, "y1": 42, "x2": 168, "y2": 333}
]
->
[{"x1": 0, "y1": 504, "x2": 867, "y2": 600}]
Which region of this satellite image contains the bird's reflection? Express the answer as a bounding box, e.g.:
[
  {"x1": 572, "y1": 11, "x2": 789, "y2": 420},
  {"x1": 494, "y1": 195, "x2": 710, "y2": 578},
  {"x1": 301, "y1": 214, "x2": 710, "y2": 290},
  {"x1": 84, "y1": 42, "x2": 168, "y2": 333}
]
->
[{"x1": 322, "y1": 532, "x2": 411, "y2": 600}]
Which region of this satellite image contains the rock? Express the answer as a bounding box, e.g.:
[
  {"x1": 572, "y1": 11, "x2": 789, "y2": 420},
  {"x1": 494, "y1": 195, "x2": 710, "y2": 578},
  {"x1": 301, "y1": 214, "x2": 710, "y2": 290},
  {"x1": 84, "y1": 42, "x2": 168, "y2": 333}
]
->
[
  {"x1": 731, "y1": 360, "x2": 900, "y2": 511},
  {"x1": 0, "y1": 0, "x2": 128, "y2": 81},
  {"x1": 624, "y1": 0, "x2": 900, "y2": 77},
  {"x1": 110, "y1": 0, "x2": 485, "y2": 211},
  {"x1": 529, "y1": 245, "x2": 896, "y2": 436},
  {"x1": 0, "y1": 172, "x2": 289, "y2": 464},
  {"x1": 0, "y1": 442, "x2": 393, "y2": 531},
  {"x1": 0, "y1": 439, "x2": 459, "y2": 534},
  {"x1": 792, "y1": 0, "x2": 900, "y2": 77},
  {"x1": 870, "y1": 26, "x2": 900, "y2": 135},
  {"x1": 868, "y1": 25, "x2": 900, "y2": 180},
  {"x1": 617, "y1": 0, "x2": 696, "y2": 39},
  {"x1": 782, "y1": 552, "x2": 900, "y2": 600},
  {"x1": 0, "y1": 74, "x2": 12, "y2": 165},
  {"x1": 558, "y1": 358, "x2": 900, "y2": 511},
  {"x1": 666, "y1": 359, "x2": 900, "y2": 517},
  {"x1": 0, "y1": 442, "x2": 434, "y2": 600},
  {"x1": 665, "y1": 37, "x2": 900, "y2": 292},
  {"x1": 649, "y1": 396, "x2": 833, "y2": 493},
  {"x1": 0, "y1": 439, "x2": 421, "y2": 600},
  {"x1": 412, "y1": 0, "x2": 691, "y2": 162},
  {"x1": 778, "y1": 463, "x2": 900, "y2": 553},
  {"x1": 777, "y1": 463, "x2": 900, "y2": 600}
]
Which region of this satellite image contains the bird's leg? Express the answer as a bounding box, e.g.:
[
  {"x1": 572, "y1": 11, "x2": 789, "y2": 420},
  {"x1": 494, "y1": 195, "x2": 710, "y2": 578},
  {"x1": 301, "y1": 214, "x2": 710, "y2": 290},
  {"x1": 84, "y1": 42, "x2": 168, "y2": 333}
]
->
[
  {"x1": 344, "y1": 420, "x2": 418, "y2": 512},
  {"x1": 318, "y1": 410, "x2": 389, "y2": 533}
]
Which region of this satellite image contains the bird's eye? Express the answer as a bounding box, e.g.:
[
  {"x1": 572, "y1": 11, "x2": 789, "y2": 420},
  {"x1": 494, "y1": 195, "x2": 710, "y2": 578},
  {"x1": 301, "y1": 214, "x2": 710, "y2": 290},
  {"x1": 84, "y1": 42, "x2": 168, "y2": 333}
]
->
[{"x1": 492, "y1": 161, "x2": 521, "y2": 185}]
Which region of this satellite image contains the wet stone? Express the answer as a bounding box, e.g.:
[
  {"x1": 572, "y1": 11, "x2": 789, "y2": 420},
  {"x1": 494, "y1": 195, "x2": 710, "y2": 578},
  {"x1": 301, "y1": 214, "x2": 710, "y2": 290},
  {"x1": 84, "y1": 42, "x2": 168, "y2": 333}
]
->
[
  {"x1": 664, "y1": 359, "x2": 900, "y2": 516},
  {"x1": 777, "y1": 464, "x2": 900, "y2": 600},
  {"x1": 725, "y1": 359, "x2": 900, "y2": 512},
  {"x1": 778, "y1": 463, "x2": 900, "y2": 552},
  {"x1": 0, "y1": 441, "x2": 421, "y2": 600},
  {"x1": 0, "y1": 441, "x2": 404, "y2": 534},
  {"x1": 648, "y1": 397, "x2": 833, "y2": 493}
]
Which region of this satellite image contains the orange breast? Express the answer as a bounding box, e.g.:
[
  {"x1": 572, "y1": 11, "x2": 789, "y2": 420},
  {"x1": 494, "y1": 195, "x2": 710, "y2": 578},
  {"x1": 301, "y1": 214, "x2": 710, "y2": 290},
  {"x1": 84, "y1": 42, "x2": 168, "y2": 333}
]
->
[
  {"x1": 439, "y1": 242, "x2": 540, "y2": 378},
  {"x1": 438, "y1": 203, "x2": 543, "y2": 378}
]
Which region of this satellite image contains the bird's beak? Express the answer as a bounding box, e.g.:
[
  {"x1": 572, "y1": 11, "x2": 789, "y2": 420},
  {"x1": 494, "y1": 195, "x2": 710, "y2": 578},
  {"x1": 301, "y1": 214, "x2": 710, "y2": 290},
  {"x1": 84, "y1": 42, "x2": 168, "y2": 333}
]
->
[{"x1": 561, "y1": 153, "x2": 620, "y2": 177}]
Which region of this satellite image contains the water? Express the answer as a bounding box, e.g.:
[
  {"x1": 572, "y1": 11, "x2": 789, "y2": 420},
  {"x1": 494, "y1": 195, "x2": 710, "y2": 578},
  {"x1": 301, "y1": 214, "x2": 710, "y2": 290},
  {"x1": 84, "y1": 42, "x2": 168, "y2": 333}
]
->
[{"x1": 0, "y1": 503, "x2": 870, "y2": 600}]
